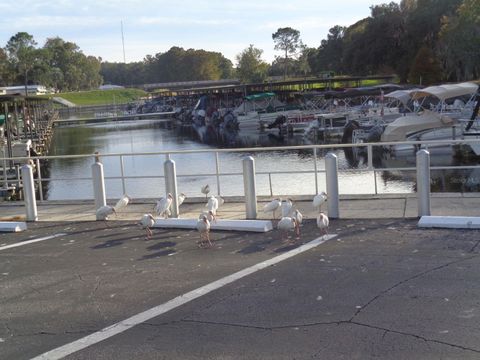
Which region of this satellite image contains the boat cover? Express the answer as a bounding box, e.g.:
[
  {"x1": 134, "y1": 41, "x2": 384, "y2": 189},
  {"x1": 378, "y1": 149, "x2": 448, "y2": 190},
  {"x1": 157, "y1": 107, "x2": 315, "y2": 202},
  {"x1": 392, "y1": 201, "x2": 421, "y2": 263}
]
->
[
  {"x1": 411, "y1": 82, "x2": 478, "y2": 101},
  {"x1": 381, "y1": 110, "x2": 456, "y2": 142},
  {"x1": 385, "y1": 89, "x2": 422, "y2": 105}
]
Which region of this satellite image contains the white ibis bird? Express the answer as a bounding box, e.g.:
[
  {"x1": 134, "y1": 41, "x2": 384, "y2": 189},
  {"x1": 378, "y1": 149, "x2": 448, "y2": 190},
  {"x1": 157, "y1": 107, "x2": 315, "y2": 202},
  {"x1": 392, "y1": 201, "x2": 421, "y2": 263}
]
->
[
  {"x1": 316, "y1": 212, "x2": 329, "y2": 235},
  {"x1": 215, "y1": 195, "x2": 225, "y2": 207},
  {"x1": 201, "y1": 184, "x2": 210, "y2": 199},
  {"x1": 199, "y1": 210, "x2": 216, "y2": 223},
  {"x1": 196, "y1": 214, "x2": 212, "y2": 248},
  {"x1": 313, "y1": 191, "x2": 328, "y2": 212},
  {"x1": 206, "y1": 195, "x2": 219, "y2": 215},
  {"x1": 154, "y1": 193, "x2": 173, "y2": 219},
  {"x1": 178, "y1": 193, "x2": 187, "y2": 206},
  {"x1": 140, "y1": 213, "x2": 155, "y2": 239},
  {"x1": 277, "y1": 216, "x2": 298, "y2": 241},
  {"x1": 96, "y1": 205, "x2": 116, "y2": 222},
  {"x1": 114, "y1": 194, "x2": 131, "y2": 211},
  {"x1": 281, "y1": 198, "x2": 294, "y2": 218},
  {"x1": 293, "y1": 209, "x2": 303, "y2": 237},
  {"x1": 263, "y1": 198, "x2": 282, "y2": 219}
]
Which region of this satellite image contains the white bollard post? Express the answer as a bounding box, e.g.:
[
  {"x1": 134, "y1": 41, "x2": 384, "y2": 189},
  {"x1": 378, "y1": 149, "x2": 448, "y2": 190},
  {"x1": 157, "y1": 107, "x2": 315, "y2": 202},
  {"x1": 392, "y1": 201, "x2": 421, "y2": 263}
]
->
[
  {"x1": 21, "y1": 164, "x2": 38, "y2": 221},
  {"x1": 164, "y1": 159, "x2": 179, "y2": 218},
  {"x1": 91, "y1": 154, "x2": 106, "y2": 219},
  {"x1": 243, "y1": 156, "x2": 257, "y2": 219},
  {"x1": 416, "y1": 149, "x2": 431, "y2": 217},
  {"x1": 326, "y1": 152, "x2": 340, "y2": 219}
]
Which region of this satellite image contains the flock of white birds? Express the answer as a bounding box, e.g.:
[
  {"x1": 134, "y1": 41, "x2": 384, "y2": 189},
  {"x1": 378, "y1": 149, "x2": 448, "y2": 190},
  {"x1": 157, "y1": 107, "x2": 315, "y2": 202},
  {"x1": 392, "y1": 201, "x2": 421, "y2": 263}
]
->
[
  {"x1": 263, "y1": 191, "x2": 329, "y2": 241},
  {"x1": 95, "y1": 186, "x2": 330, "y2": 246}
]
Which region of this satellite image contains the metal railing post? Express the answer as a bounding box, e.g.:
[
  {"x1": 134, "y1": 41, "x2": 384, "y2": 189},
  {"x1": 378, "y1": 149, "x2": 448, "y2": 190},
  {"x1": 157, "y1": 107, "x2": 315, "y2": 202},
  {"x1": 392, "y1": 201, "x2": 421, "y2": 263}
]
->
[
  {"x1": 120, "y1": 155, "x2": 126, "y2": 194},
  {"x1": 91, "y1": 153, "x2": 107, "y2": 218},
  {"x1": 243, "y1": 156, "x2": 257, "y2": 219},
  {"x1": 35, "y1": 158, "x2": 44, "y2": 201},
  {"x1": 416, "y1": 149, "x2": 431, "y2": 217},
  {"x1": 367, "y1": 144, "x2": 373, "y2": 170},
  {"x1": 325, "y1": 152, "x2": 340, "y2": 219},
  {"x1": 215, "y1": 152, "x2": 221, "y2": 195},
  {"x1": 313, "y1": 147, "x2": 319, "y2": 194},
  {"x1": 2, "y1": 157, "x2": 7, "y2": 189},
  {"x1": 164, "y1": 159, "x2": 179, "y2": 218},
  {"x1": 21, "y1": 164, "x2": 38, "y2": 221},
  {"x1": 268, "y1": 173, "x2": 273, "y2": 197}
]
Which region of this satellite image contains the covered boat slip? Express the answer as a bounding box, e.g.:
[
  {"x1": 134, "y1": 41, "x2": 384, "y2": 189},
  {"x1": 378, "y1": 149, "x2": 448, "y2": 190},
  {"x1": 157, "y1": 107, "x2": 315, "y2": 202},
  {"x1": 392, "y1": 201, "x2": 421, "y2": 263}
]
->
[{"x1": 1, "y1": 96, "x2": 56, "y2": 187}]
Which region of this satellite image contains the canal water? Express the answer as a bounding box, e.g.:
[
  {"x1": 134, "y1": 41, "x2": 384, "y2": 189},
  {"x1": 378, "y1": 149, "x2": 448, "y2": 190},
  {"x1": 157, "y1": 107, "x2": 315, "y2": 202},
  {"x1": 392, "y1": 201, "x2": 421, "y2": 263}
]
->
[{"x1": 45, "y1": 119, "x2": 478, "y2": 200}]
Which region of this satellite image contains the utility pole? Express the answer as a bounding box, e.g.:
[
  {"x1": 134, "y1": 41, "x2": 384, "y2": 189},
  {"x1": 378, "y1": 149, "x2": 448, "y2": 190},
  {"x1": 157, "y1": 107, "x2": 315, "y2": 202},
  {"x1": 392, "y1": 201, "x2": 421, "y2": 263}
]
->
[{"x1": 121, "y1": 21, "x2": 126, "y2": 63}]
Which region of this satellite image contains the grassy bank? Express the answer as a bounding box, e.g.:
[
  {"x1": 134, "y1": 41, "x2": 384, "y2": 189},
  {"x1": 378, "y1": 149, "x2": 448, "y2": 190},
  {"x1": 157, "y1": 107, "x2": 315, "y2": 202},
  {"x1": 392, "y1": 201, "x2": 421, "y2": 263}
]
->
[{"x1": 50, "y1": 88, "x2": 148, "y2": 106}]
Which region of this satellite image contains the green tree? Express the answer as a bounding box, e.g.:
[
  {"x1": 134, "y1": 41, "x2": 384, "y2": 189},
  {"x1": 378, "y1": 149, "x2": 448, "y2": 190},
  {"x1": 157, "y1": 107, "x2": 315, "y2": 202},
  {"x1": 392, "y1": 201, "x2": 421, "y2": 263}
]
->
[
  {"x1": 438, "y1": 0, "x2": 480, "y2": 81},
  {"x1": 140, "y1": 47, "x2": 233, "y2": 83},
  {"x1": 235, "y1": 45, "x2": 269, "y2": 83},
  {"x1": 42, "y1": 37, "x2": 102, "y2": 91},
  {"x1": 272, "y1": 27, "x2": 301, "y2": 79},
  {"x1": 5, "y1": 32, "x2": 38, "y2": 91},
  {"x1": 0, "y1": 48, "x2": 11, "y2": 85},
  {"x1": 310, "y1": 25, "x2": 346, "y2": 75},
  {"x1": 408, "y1": 46, "x2": 442, "y2": 85}
]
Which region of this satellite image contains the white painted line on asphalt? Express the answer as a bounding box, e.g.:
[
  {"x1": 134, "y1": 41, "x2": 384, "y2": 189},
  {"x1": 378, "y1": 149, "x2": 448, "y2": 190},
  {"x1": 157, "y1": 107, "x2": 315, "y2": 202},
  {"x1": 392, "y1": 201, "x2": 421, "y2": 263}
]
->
[
  {"x1": 31, "y1": 234, "x2": 337, "y2": 360},
  {"x1": 0, "y1": 233, "x2": 67, "y2": 251}
]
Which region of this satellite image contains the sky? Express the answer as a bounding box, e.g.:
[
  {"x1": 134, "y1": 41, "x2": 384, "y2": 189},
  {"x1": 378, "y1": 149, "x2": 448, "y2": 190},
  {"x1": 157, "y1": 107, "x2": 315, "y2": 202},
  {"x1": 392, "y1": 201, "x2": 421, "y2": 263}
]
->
[{"x1": 0, "y1": 0, "x2": 400, "y2": 65}]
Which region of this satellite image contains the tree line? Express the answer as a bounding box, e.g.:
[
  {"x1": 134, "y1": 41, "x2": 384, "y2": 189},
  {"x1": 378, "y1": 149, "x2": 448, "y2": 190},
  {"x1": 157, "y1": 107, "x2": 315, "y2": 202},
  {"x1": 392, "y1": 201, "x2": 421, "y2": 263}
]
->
[
  {"x1": 0, "y1": 32, "x2": 102, "y2": 91},
  {"x1": 0, "y1": 0, "x2": 478, "y2": 91},
  {"x1": 308, "y1": 0, "x2": 479, "y2": 85}
]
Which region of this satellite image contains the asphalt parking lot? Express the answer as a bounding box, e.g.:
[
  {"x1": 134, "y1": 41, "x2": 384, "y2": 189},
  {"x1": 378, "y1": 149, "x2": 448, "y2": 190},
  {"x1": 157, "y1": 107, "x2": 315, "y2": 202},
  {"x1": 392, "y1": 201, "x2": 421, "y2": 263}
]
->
[{"x1": 1, "y1": 217, "x2": 480, "y2": 359}]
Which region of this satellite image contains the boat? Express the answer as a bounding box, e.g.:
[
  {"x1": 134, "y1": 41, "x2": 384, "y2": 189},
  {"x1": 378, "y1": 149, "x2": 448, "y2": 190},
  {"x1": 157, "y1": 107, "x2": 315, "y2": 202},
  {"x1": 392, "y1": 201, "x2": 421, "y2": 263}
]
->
[{"x1": 350, "y1": 82, "x2": 480, "y2": 156}]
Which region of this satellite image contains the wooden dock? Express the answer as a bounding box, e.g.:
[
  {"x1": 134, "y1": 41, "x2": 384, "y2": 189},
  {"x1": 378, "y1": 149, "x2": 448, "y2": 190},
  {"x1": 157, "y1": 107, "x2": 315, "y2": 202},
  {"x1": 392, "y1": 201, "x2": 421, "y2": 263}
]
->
[{"x1": 53, "y1": 111, "x2": 176, "y2": 127}]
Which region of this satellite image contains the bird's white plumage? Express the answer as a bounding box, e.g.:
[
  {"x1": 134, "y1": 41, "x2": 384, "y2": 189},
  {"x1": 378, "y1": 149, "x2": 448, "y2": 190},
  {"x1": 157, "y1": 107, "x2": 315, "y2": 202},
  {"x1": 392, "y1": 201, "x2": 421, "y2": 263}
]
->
[
  {"x1": 206, "y1": 195, "x2": 219, "y2": 214},
  {"x1": 215, "y1": 195, "x2": 225, "y2": 207},
  {"x1": 196, "y1": 216, "x2": 210, "y2": 231},
  {"x1": 316, "y1": 212, "x2": 329, "y2": 233},
  {"x1": 199, "y1": 210, "x2": 216, "y2": 223},
  {"x1": 155, "y1": 193, "x2": 173, "y2": 218},
  {"x1": 293, "y1": 209, "x2": 303, "y2": 225},
  {"x1": 313, "y1": 192, "x2": 328, "y2": 210},
  {"x1": 141, "y1": 213, "x2": 155, "y2": 228},
  {"x1": 277, "y1": 217, "x2": 296, "y2": 231},
  {"x1": 281, "y1": 199, "x2": 294, "y2": 217},
  {"x1": 140, "y1": 213, "x2": 155, "y2": 239},
  {"x1": 178, "y1": 193, "x2": 187, "y2": 206},
  {"x1": 114, "y1": 194, "x2": 131, "y2": 211},
  {"x1": 264, "y1": 198, "x2": 282, "y2": 213},
  {"x1": 96, "y1": 205, "x2": 116, "y2": 220}
]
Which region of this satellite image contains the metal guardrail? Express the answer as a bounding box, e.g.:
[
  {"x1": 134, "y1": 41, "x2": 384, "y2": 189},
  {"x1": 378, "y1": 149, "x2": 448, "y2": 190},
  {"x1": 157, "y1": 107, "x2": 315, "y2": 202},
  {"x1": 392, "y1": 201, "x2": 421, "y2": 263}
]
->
[{"x1": 2, "y1": 138, "x2": 480, "y2": 201}]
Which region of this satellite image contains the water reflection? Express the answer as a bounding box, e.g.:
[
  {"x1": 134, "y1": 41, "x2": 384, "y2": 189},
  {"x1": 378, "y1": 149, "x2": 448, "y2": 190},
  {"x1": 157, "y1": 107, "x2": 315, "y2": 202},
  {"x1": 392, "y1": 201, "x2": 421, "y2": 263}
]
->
[{"x1": 44, "y1": 119, "x2": 478, "y2": 200}]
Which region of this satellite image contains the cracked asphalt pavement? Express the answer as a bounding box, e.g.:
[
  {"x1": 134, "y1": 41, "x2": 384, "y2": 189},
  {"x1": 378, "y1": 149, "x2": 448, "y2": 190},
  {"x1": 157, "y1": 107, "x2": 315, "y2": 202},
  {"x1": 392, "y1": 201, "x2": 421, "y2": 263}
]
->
[{"x1": 1, "y1": 218, "x2": 480, "y2": 359}]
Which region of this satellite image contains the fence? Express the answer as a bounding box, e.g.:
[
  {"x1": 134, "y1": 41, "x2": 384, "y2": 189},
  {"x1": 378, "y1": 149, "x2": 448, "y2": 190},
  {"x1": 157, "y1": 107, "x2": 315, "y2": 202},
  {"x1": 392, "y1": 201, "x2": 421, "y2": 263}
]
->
[{"x1": 2, "y1": 138, "x2": 480, "y2": 203}]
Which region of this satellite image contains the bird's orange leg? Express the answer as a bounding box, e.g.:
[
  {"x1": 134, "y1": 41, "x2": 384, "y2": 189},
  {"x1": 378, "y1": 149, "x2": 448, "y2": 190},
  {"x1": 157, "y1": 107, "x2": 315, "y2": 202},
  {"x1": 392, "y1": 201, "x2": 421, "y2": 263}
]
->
[
  {"x1": 206, "y1": 230, "x2": 213, "y2": 248},
  {"x1": 145, "y1": 227, "x2": 152, "y2": 240},
  {"x1": 198, "y1": 233, "x2": 205, "y2": 248}
]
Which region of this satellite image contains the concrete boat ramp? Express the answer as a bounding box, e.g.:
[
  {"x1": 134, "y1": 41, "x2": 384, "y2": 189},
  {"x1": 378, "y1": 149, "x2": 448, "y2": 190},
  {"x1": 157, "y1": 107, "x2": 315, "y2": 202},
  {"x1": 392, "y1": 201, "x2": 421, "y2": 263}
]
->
[{"x1": 1, "y1": 194, "x2": 480, "y2": 359}]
